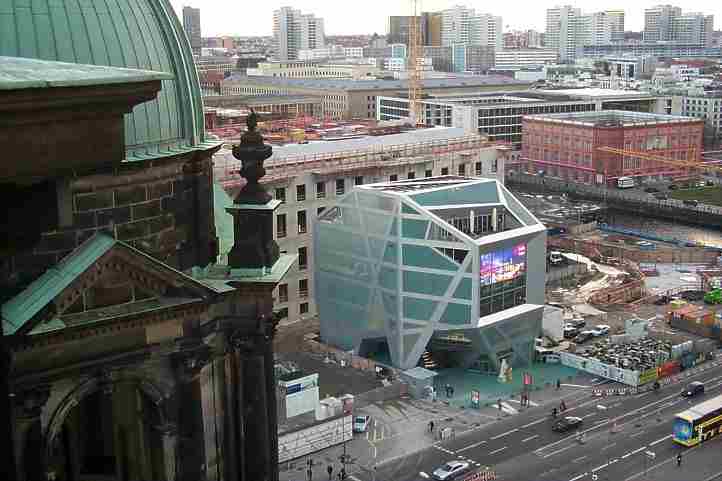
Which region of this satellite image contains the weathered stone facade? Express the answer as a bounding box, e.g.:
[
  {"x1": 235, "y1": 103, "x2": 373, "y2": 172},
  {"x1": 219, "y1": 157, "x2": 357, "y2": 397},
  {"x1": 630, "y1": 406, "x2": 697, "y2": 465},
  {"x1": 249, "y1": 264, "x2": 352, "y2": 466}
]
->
[{"x1": 6, "y1": 151, "x2": 218, "y2": 286}]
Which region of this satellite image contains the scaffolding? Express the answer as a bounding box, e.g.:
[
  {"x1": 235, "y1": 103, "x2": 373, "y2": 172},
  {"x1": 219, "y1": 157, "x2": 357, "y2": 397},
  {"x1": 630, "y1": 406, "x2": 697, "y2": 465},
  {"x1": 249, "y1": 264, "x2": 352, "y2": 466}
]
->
[{"x1": 214, "y1": 136, "x2": 507, "y2": 188}]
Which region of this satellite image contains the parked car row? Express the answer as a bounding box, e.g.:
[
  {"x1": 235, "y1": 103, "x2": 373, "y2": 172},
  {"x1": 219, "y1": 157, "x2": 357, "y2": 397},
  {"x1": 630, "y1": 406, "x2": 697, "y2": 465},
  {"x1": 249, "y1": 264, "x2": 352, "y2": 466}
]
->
[{"x1": 564, "y1": 323, "x2": 609, "y2": 341}]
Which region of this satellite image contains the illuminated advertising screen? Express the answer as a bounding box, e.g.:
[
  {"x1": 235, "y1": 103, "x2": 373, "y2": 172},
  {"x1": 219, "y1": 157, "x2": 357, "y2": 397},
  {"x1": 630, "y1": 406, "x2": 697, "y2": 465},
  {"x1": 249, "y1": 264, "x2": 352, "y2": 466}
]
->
[
  {"x1": 673, "y1": 418, "x2": 693, "y2": 442},
  {"x1": 480, "y1": 244, "x2": 527, "y2": 285}
]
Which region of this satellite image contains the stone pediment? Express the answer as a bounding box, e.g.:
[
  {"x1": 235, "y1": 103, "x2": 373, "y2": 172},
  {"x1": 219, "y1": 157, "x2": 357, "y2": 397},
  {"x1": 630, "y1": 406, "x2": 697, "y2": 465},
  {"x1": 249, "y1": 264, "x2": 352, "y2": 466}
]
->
[{"x1": 2, "y1": 232, "x2": 214, "y2": 337}]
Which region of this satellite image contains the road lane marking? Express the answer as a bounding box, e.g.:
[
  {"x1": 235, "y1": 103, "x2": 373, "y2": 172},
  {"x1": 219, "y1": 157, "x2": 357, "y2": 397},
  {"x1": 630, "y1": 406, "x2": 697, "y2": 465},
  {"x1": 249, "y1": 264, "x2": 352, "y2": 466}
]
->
[
  {"x1": 488, "y1": 446, "x2": 507, "y2": 456},
  {"x1": 522, "y1": 434, "x2": 540, "y2": 443},
  {"x1": 457, "y1": 440, "x2": 487, "y2": 453},
  {"x1": 649, "y1": 435, "x2": 671, "y2": 446},
  {"x1": 542, "y1": 443, "x2": 576, "y2": 459},
  {"x1": 562, "y1": 384, "x2": 591, "y2": 388},
  {"x1": 630, "y1": 430, "x2": 645, "y2": 438},
  {"x1": 573, "y1": 456, "x2": 587, "y2": 463},
  {"x1": 621, "y1": 447, "x2": 646, "y2": 459},
  {"x1": 581, "y1": 413, "x2": 596, "y2": 419},
  {"x1": 569, "y1": 473, "x2": 588, "y2": 481},
  {"x1": 521, "y1": 418, "x2": 546, "y2": 428},
  {"x1": 508, "y1": 398, "x2": 540, "y2": 407},
  {"x1": 490, "y1": 428, "x2": 518, "y2": 440},
  {"x1": 592, "y1": 462, "x2": 610, "y2": 472},
  {"x1": 602, "y1": 443, "x2": 617, "y2": 451}
]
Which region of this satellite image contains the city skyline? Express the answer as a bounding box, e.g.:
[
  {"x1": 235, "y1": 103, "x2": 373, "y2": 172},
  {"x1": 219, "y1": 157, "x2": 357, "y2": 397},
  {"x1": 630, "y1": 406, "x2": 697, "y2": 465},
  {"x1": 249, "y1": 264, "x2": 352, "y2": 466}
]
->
[{"x1": 171, "y1": 1, "x2": 720, "y2": 37}]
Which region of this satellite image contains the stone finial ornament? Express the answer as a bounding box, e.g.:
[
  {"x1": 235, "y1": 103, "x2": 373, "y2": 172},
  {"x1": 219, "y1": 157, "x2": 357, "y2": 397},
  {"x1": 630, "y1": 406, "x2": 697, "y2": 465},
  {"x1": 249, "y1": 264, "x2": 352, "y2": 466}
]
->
[{"x1": 232, "y1": 108, "x2": 273, "y2": 204}]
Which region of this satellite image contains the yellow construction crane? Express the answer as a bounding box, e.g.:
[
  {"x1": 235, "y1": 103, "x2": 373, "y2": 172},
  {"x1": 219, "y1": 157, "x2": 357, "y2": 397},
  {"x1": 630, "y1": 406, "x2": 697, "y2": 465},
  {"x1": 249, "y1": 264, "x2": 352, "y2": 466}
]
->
[
  {"x1": 407, "y1": 0, "x2": 422, "y2": 126},
  {"x1": 597, "y1": 146, "x2": 722, "y2": 175}
]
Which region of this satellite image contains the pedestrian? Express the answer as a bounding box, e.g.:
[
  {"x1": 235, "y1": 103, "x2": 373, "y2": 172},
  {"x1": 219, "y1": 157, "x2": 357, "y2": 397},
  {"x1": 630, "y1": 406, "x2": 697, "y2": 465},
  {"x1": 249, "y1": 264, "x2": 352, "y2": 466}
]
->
[
  {"x1": 450, "y1": 386, "x2": 455, "y2": 397},
  {"x1": 429, "y1": 420, "x2": 435, "y2": 433},
  {"x1": 497, "y1": 398, "x2": 502, "y2": 411},
  {"x1": 556, "y1": 379, "x2": 561, "y2": 390},
  {"x1": 327, "y1": 465, "x2": 333, "y2": 481},
  {"x1": 552, "y1": 407, "x2": 558, "y2": 418},
  {"x1": 676, "y1": 453, "x2": 682, "y2": 467}
]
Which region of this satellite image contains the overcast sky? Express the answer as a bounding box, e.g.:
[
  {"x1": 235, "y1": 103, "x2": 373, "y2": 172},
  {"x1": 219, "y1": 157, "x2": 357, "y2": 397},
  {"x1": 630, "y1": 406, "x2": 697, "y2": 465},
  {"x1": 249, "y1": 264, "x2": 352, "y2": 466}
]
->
[{"x1": 170, "y1": 1, "x2": 720, "y2": 37}]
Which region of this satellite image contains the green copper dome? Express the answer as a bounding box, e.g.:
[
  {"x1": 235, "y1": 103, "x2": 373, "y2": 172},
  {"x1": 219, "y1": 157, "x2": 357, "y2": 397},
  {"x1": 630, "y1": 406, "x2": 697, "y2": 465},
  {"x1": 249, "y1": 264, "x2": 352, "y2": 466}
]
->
[{"x1": 0, "y1": 0, "x2": 216, "y2": 161}]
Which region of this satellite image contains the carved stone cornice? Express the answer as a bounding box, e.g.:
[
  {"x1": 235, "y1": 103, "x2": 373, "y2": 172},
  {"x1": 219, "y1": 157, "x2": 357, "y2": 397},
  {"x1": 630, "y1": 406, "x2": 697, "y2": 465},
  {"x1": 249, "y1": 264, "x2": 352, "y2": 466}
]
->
[{"x1": 173, "y1": 339, "x2": 211, "y2": 383}]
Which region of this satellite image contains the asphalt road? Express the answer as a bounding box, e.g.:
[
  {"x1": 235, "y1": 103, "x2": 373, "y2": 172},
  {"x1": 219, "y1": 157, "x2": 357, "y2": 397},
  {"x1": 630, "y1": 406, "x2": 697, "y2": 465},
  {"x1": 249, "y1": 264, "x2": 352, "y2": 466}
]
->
[{"x1": 352, "y1": 365, "x2": 722, "y2": 481}]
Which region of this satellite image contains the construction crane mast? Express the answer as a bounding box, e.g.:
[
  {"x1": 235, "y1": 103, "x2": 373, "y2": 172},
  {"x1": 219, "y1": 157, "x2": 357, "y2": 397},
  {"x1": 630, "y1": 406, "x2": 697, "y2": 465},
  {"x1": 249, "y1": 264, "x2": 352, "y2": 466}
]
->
[{"x1": 408, "y1": 0, "x2": 422, "y2": 126}]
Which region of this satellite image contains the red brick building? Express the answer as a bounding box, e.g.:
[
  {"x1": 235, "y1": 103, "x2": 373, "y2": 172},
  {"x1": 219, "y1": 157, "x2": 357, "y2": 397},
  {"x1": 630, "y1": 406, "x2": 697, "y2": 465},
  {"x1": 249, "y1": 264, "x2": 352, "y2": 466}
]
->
[{"x1": 521, "y1": 110, "x2": 704, "y2": 184}]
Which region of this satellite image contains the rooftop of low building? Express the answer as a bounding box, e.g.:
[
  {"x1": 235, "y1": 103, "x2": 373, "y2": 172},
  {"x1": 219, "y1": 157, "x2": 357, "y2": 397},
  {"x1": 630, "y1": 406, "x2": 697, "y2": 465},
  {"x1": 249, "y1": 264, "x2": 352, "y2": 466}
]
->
[{"x1": 523, "y1": 109, "x2": 700, "y2": 127}]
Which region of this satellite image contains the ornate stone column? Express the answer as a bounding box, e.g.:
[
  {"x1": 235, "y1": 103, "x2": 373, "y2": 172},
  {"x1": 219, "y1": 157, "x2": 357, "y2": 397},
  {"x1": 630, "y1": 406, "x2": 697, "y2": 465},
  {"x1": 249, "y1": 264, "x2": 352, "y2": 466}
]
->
[
  {"x1": 156, "y1": 423, "x2": 179, "y2": 481},
  {"x1": 13, "y1": 386, "x2": 50, "y2": 481},
  {"x1": 231, "y1": 312, "x2": 281, "y2": 481},
  {"x1": 1, "y1": 330, "x2": 17, "y2": 481},
  {"x1": 173, "y1": 339, "x2": 211, "y2": 481}
]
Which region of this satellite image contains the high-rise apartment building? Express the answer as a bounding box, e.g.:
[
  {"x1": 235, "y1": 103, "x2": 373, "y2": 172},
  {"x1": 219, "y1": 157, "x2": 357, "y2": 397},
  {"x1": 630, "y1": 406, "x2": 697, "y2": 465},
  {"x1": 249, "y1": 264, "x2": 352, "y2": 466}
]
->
[
  {"x1": 273, "y1": 6, "x2": 325, "y2": 61},
  {"x1": 182, "y1": 6, "x2": 201, "y2": 57},
  {"x1": 644, "y1": 5, "x2": 682, "y2": 42},
  {"x1": 605, "y1": 10, "x2": 626, "y2": 42},
  {"x1": 644, "y1": 6, "x2": 714, "y2": 46},
  {"x1": 441, "y1": 6, "x2": 502, "y2": 50},
  {"x1": 546, "y1": 7, "x2": 625, "y2": 61},
  {"x1": 545, "y1": 5, "x2": 583, "y2": 62},
  {"x1": 425, "y1": 12, "x2": 443, "y2": 46},
  {"x1": 672, "y1": 13, "x2": 714, "y2": 47}
]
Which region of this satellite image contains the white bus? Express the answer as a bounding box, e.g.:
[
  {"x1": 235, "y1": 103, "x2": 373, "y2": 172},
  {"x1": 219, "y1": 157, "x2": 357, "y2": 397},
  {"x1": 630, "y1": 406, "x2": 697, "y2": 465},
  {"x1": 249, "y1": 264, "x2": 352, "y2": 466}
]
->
[
  {"x1": 616, "y1": 177, "x2": 635, "y2": 189},
  {"x1": 672, "y1": 393, "x2": 722, "y2": 447}
]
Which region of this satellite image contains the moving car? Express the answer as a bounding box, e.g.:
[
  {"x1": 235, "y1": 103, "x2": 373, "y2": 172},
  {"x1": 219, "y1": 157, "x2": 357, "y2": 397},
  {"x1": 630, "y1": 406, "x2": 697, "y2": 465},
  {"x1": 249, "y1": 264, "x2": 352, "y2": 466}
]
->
[
  {"x1": 682, "y1": 381, "x2": 705, "y2": 398},
  {"x1": 432, "y1": 460, "x2": 470, "y2": 481},
  {"x1": 552, "y1": 416, "x2": 583, "y2": 433},
  {"x1": 683, "y1": 199, "x2": 699, "y2": 207},
  {"x1": 353, "y1": 415, "x2": 371, "y2": 433},
  {"x1": 574, "y1": 331, "x2": 594, "y2": 344},
  {"x1": 590, "y1": 325, "x2": 610, "y2": 337}
]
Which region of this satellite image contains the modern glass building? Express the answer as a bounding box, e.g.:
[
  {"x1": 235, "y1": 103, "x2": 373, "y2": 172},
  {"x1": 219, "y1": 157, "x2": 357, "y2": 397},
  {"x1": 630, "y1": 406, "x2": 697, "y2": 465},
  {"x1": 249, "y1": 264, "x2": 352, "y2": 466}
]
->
[{"x1": 314, "y1": 176, "x2": 547, "y2": 372}]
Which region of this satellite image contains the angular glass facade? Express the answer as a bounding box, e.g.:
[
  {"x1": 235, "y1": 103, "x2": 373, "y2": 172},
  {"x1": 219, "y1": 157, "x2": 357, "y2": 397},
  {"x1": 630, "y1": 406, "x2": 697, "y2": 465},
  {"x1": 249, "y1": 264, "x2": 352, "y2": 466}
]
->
[{"x1": 315, "y1": 176, "x2": 547, "y2": 370}]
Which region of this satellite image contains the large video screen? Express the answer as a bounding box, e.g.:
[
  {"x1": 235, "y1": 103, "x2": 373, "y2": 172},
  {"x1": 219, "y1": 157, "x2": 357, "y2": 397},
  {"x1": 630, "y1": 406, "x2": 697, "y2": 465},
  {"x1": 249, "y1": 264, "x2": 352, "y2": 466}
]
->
[{"x1": 479, "y1": 244, "x2": 527, "y2": 285}]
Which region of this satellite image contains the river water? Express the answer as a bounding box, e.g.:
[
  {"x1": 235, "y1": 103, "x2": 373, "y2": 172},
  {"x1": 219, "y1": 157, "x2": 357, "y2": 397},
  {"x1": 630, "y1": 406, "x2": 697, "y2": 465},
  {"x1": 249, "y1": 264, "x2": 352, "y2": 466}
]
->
[{"x1": 513, "y1": 190, "x2": 722, "y2": 245}]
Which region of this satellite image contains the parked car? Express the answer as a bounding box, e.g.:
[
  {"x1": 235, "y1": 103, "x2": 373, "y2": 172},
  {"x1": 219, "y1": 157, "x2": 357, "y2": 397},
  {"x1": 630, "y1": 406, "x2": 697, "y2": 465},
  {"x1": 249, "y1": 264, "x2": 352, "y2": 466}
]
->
[
  {"x1": 683, "y1": 199, "x2": 699, "y2": 207},
  {"x1": 549, "y1": 251, "x2": 564, "y2": 266},
  {"x1": 654, "y1": 193, "x2": 669, "y2": 200},
  {"x1": 353, "y1": 415, "x2": 371, "y2": 433},
  {"x1": 682, "y1": 381, "x2": 705, "y2": 398},
  {"x1": 644, "y1": 186, "x2": 659, "y2": 193},
  {"x1": 574, "y1": 331, "x2": 595, "y2": 344},
  {"x1": 432, "y1": 461, "x2": 470, "y2": 481},
  {"x1": 552, "y1": 416, "x2": 583, "y2": 433},
  {"x1": 590, "y1": 325, "x2": 611, "y2": 337},
  {"x1": 706, "y1": 180, "x2": 715, "y2": 186},
  {"x1": 568, "y1": 318, "x2": 586, "y2": 329},
  {"x1": 563, "y1": 325, "x2": 580, "y2": 339},
  {"x1": 668, "y1": 184, "x2": 678, "y2": 190}
]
